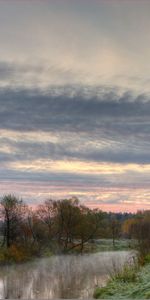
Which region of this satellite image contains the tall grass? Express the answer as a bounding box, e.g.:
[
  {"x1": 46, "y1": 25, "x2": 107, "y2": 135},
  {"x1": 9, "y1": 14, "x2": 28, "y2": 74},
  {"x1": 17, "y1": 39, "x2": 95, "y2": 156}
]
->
[
  {"x1": 110, "y1": 262, "x2": 139, "y2": 283},
  {"x1": 94, "y1": 256, "x2": 139, "y2": 299}
]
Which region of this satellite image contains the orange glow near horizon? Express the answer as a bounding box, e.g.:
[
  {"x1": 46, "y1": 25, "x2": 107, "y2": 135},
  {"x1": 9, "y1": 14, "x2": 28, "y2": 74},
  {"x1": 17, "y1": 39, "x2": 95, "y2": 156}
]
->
[{"x1": 0, "y1": 180, "x2": 149, "y2": 213}]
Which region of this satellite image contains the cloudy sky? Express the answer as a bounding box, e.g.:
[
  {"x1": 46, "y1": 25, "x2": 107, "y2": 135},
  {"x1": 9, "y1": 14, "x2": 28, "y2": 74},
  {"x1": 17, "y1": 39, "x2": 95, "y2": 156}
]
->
[{"x1": 0, "y1": 0, "x2": 150, "y2": 212}]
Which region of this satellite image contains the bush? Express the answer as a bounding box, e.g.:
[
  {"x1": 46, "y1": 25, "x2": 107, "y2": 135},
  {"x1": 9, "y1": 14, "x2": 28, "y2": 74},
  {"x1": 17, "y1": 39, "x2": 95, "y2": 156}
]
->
[
  {"x1": 0, "y1": 244, "x2": 30, "y2": 264},
  {"x1": 42, "y1": 248, "x2": 53, "y2": 257},
  {"x1": 110, "y1": 261, "x2": 139, "y2": 283},
  {"x1": 138, "y1": 253, "x2": 150, "y2": 266}
]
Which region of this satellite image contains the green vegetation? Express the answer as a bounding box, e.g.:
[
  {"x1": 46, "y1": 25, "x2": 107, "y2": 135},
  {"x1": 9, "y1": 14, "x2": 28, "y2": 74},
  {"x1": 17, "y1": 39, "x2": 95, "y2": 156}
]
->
[
  {"x1": 94, "y1": 210, "x2": 150, "y2": 299},
  {"x1": 94, "y1": 262, "x2": 150, "y2": 299},
  {"x1": 93, "y1": 239, "x2": 133, "y2": 252}
]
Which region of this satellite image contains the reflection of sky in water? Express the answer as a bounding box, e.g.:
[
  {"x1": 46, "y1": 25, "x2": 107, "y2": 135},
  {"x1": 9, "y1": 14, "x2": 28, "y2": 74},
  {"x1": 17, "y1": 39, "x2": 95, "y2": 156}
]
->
[{"x1": 0, "y1": 251, "x2": 133, "y2": 299}]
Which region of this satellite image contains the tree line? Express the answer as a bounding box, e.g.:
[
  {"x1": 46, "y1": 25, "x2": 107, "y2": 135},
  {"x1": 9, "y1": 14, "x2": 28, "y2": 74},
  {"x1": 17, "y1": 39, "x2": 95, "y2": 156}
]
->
[{"x1": 1, "y1": 194, "x2": 148, "y2": 262}]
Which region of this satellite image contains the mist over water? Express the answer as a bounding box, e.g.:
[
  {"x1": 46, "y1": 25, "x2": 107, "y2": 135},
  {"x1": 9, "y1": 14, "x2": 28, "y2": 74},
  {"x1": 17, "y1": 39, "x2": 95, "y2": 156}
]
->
[{"x1": 0, "y1": 251, "x2": 134, "y2": 299}]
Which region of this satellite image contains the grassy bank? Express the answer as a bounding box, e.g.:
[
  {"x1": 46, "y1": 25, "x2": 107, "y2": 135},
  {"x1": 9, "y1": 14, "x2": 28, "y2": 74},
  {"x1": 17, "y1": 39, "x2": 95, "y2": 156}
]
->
[
  {"x1": 66, "y1": 239, "x2": 133, "y2": 254},
  {"x1": 92, "y1": 239, "x2": 134, "y2": 252},
  {"x1": 94, "y1": 261, "x2": 150, "y2": 299},
  {"x1": 0, "y1": 239, "x2": 132, "y2": 264}
]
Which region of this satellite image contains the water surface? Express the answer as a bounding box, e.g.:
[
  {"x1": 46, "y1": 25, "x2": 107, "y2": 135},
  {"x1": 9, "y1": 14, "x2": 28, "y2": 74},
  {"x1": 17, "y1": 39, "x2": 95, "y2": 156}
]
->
[{"x1": 0, "y1": 251, "x2": 134, "y2": 299}]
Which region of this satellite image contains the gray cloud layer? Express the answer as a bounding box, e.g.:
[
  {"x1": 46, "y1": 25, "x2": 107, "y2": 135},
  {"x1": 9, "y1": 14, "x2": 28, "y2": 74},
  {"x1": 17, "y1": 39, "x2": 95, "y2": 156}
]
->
[
  {"x1": 0, "y1": 84, "x2": 149, "y2": 208},
  {"x1": 0, "y1": 86, "x2": 150, "y2": 166},
  {"x1": 0, "y1": 86, "x2": 149, "y2": 130}
]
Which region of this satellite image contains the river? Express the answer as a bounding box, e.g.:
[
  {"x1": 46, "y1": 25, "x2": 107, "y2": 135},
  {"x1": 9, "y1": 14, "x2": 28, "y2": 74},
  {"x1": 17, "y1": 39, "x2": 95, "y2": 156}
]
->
[{"x1": 0, "y1": 250, "x2": 134, "y2": 299}]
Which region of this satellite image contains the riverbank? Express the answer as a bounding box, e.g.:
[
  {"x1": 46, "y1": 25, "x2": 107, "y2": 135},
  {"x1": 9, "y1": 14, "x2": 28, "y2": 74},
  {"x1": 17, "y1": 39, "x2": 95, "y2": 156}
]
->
[
  {"x1": 90, "y1": 239, "x2": 134, "y2": 252},
  {"x1": 70, "y1": 238, "x2": 134, "y2": 254},
  {"x1": 94, "y1": 261, "x2": 150, "y2": 299},
  {"x1": 0, "y1": 239, "x2": 132, "y2": 264}
]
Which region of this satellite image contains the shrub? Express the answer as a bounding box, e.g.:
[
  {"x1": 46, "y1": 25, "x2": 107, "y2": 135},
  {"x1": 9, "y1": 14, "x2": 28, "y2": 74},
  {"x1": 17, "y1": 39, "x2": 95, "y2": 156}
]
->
[
  {"x1": 0, "y1": 244, "x2": 30, "y2": 264},
  {"x1": 110, "y1": 263, "x2": 139, "y2": 283},
  {"x1": 139, "y1": 253, "x2": 150, "y2": 266}
]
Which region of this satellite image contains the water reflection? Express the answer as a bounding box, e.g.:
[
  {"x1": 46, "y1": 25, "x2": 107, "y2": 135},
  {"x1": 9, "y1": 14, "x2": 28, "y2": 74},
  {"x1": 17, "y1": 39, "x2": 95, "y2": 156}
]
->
[{"x1": 0, "y1": 251, "x2": 134, "y2": 299}]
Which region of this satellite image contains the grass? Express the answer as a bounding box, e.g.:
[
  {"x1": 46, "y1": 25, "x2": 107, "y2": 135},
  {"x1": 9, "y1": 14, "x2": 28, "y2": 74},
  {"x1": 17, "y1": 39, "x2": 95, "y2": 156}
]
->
[
  {"x1": 94, "y1": 261, "x2": 150, "y2": 299},
  {"x1": 60, "y1": 239, "x2": 133, "y2": 254},
  {"x1": 89, "y1": 239, "x2": 135, "y2": 252},
  {"x1": 67, "y1": 239, "x2": 133, "y2": 254}
]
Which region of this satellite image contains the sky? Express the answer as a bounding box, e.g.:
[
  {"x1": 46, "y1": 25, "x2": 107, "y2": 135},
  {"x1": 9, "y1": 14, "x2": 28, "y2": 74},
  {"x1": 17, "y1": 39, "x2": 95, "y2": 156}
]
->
[{"x1": 0, "y1": 0, "x2": 150, "y2": 212}]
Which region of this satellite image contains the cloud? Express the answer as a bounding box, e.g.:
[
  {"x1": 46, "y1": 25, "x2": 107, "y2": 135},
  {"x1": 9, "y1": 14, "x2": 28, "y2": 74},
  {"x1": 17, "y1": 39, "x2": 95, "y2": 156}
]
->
[
  {"x1": 0, "y1": 1, "x2": 150, "y2": 210},
  {"x1": 0, "y1": 86, "x2": 149, "y2": 170},
  {"x1": 0, "y1": 86, "x2": 149, "y2": 131},
  {"x1": 1, "y1": 1, "x2": 150, "y2": 90}
]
